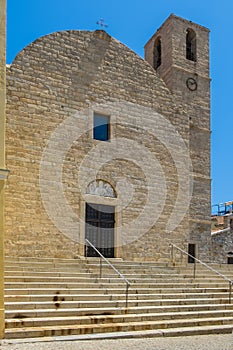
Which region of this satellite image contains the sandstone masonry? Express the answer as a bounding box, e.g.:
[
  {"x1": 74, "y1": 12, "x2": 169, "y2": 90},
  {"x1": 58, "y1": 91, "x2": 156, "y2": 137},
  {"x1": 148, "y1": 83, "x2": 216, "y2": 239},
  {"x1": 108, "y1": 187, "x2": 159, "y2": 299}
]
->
[{"x1": 5, "y1": 15, "x2": 212, "y2": 262}]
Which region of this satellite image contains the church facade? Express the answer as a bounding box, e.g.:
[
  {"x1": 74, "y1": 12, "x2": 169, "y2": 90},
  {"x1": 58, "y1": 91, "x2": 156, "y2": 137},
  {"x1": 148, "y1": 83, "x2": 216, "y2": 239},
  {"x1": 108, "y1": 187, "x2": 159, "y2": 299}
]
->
[{"x1": 5, "y1": 14, "x2": 211, "y2": 262}]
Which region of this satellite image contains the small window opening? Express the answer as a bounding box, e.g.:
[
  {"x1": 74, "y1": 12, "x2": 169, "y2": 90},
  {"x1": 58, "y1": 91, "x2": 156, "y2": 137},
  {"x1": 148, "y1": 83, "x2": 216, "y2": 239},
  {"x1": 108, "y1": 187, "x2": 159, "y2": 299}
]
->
[
  {"x1": 188, "y1": 243, "x2": 196, "y2": 264},
  {"x1": 154, "y1": 38, "x2": 161, "y2": 70},
  {"x1": 93, "y1": 114, "x2": 110, "y2": 141},
  {"x1": 230, "y1": 218, "x2": 233, "y2": 230},
  {"x1": 228, "y1": 257, "x2": 233, "y2": 264},
  {"x1": 186, "y1": 29, "x2": 196, "y2": 62}
]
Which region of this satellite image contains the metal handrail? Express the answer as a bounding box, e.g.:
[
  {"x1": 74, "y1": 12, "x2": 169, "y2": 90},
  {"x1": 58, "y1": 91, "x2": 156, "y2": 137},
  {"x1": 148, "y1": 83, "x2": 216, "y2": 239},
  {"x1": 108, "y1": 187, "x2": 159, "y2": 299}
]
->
[
  {"x1": 211, "y1": 227, "x2": 230, "y2": 236},
  {"x1": 85, "y1": 239, "x2": 130, "y2": 308},
  {"x1": 170, "y1": 243, "x2": 233, "y2": 303}
]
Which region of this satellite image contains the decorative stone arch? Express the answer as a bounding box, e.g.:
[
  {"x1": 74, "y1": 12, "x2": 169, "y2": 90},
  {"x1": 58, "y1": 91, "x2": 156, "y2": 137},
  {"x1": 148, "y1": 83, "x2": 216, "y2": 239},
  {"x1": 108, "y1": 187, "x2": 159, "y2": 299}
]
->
[
  {"x1": 86, "y1": 179, "x2": 117, "y2": 198},
  {"x1": 153, "y1": 37, "x2": 162, "y2": 70},
  {"x1": 186, "y1": 28, "x2": 196, "y2": 62}
]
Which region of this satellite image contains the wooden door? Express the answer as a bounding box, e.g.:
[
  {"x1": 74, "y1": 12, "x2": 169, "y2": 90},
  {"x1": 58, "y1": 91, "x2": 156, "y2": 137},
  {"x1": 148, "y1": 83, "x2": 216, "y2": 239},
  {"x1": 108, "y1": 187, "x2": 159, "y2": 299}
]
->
[{"x1": 85, "y1": 203, "x2": 115, "y2": 258}]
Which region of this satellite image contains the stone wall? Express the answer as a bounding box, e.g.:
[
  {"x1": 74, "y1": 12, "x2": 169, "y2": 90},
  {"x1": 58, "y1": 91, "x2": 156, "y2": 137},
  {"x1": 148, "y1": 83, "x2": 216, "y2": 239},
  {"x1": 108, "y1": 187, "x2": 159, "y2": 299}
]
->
[
  {"x1": 5, "y1": 16, "x2": 211, "y2": 261},
  {"x1": 0, "y1": 0, "x2": 6, "y2": 339},
  {"x1": 210, "y1": 233, "x2": 233, "y2": 264},
  {"x1": 144, "y1": 14, "x2": 211, "y2": 262},
  {"x1": 208, "y1": 215, "x2": 233, "y2": 264}
]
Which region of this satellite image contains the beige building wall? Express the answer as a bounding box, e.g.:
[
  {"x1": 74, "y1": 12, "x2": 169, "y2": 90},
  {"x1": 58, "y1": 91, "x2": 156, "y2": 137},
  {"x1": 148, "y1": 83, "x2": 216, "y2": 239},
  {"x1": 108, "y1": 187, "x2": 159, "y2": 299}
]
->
[
  {"x1": 0, "y1": 0, "x2": 6, "y2": 338},
  {"x1": 5, "y1": 16, "x2": 211, "y2": 262}
]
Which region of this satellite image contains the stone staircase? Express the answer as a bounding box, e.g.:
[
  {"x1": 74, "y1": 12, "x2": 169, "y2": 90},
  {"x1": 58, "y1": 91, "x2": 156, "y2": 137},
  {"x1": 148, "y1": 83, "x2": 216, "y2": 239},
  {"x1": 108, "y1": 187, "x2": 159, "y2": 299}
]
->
[{"x1": 4, "y1": 256, "x2": 233, "y2": 339}]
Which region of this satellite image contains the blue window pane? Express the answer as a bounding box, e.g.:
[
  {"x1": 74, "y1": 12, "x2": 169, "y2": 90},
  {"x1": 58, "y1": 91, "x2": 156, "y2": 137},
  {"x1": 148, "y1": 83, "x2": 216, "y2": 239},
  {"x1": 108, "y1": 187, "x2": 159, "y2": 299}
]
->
[{"x1": 93, "y1": 114, "x2": 110, "y2": 141}]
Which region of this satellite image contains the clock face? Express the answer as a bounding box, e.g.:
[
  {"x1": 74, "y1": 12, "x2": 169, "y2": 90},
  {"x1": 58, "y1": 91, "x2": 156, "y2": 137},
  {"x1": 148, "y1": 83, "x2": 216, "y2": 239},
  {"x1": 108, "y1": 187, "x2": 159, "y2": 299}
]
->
[{"x1": 186, "y1": 77, "x2": 197, "y2": 91}]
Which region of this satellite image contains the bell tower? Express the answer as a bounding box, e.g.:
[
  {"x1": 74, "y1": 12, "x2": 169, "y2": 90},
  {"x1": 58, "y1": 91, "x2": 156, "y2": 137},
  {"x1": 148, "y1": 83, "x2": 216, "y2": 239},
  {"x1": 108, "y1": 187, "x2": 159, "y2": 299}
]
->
[
  {"x1": 144, "y1": 14, "x2": 210, "y2": 99},
  {"x1": 145, "y1": 14, "x2": 211, "y2": 261}
]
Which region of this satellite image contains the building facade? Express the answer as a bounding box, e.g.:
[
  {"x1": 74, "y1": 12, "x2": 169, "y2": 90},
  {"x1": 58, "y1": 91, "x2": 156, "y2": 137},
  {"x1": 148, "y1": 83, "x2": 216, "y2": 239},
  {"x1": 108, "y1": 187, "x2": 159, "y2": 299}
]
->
[
  {"x1": 0, "y1": 0, "x2": 6, "y2": 338},
  {"x1": 211, "y1": 201, "x2": 233, "y2": 263},
  {"x1": 5, "y1": 14, "x2": 211, "y2": 262}
]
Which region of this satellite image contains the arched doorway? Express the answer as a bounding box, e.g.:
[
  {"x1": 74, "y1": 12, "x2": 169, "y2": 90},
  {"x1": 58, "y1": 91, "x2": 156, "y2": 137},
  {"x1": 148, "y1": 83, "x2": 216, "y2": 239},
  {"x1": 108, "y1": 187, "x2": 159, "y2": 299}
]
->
[{"x1": 85, "y1": 180, "x2": 116, "y2": 258}]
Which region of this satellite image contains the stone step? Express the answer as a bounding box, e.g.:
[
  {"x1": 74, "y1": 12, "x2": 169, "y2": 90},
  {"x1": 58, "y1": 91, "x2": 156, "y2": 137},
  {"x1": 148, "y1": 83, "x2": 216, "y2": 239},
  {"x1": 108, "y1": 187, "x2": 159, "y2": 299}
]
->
[
  {"x1": 5, "y1": 271, "x2": 229, "y2": 282},
  {"x1": 4, "y1": 276, "x2": 122, "y2": 283},
  {"x1": 4, "y1": 286, "x2": 229, "y2": 296},
  {"x1": 6, "y1": 303, "x2": 233, "y2": 319},
  {"x1": 5, "y1": 291, "x2": 231, "y2": 302},
  {"x1": 5, "y1": 269, "x2": 226, "y2": 278},
  {"x1": 4, "y1": 268, "x2": 228, "y2": 276},
  {"x1": 5, "y1": 265, "x2": 233, "y2": 280},
  {"x1": 6, "y1": 309, "x2": 233, "y2": 330},
  {"x1": 4, "y1": 297, "x2": 231, "y2": 311},
  {"x1": 4, "y1": 267, "x2": 176, "y2": 275},
  {"x1": 5, "y1": 258, "x2": 233, "y2": 272},
  {"x1": 4, "y1": 281, "x2": 230, "y2": 289},
  {"x1": 4, "y1": 269, "x2": 91, "y2": 275},
  {"x1": 4, "y1": 324, "x2": 233, "y2": 341},
  {"x1": 5, "y1": 260, "x2": 82, "y2": 266},
  {"x1": 4, "y1": 260, "x2": 165, "y2": 268},
  {"x1": 7, "y1": 258, "x2": 230, "y2": 271},
  {"x1": 5, "y1": 257, "x2": 84, "y2": 262},
  {"x1": 4, "y1": 276, "x2": 229, "y2": 284},
  {"x1": 5, "y1": 275, "x2": 231, "y2": 285},
  {"x1": 4, "y1": 288, "x2": 109, "y2": 295},
  {"x1": 4, "y1": 266, "x2": 88, "y2": 273},
  {"x1": 4, "y1": 316, "x2": 233, "y2": 339},
  {"x1": 98, "y1": 266, "x2": 232, "y2": 274},
  {"x1": 4, "y1": 256, "x2": 233, "y2": 339}
]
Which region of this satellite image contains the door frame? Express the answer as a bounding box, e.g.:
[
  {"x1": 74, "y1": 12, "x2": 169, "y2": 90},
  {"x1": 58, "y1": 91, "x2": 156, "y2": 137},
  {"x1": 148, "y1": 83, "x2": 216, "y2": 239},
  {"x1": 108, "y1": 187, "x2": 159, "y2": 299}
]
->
[{"x1": 80, "y1": 194, "x2": 122, "y2": 258}]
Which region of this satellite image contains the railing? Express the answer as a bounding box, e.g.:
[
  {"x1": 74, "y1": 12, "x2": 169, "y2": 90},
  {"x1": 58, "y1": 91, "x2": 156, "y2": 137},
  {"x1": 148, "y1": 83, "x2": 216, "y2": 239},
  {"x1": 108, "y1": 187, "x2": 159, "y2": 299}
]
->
[
  {"x1": 85, "y1": 239, "x2": 130, "y2": 308},
  {"x1": 170, "y1": 243, "x2": 233, "y2": 304},
  {"x1": 212, "y1": 201, "x2": 233, "y2": 216},
  {"x1": 211, "y1": 227, "x2": 230, "y2": 236}
]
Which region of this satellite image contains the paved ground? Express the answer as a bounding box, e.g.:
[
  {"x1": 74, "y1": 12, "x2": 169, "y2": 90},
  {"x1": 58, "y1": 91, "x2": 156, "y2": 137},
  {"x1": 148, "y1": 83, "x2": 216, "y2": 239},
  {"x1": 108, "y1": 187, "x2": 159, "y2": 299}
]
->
[{"x1": 1, "y1": 334, "x2": 233, "y2": 350}]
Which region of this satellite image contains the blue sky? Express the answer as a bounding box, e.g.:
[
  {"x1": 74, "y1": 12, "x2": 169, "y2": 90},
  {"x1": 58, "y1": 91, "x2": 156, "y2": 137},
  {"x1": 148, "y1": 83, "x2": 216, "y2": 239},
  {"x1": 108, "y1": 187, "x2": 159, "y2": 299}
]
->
[{"x1": 6, "y1": 0, "x2": 233, "y2": 207}]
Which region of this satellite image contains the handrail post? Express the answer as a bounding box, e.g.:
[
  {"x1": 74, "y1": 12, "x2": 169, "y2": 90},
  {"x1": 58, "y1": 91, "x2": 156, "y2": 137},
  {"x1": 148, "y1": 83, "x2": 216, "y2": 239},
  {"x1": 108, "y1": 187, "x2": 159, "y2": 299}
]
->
[
  {"x1": 171, "y1": 244, "x2": 174, "y2": 264},
  {"x1": 126, "y1": 282, "x2": 129, "y2": 308},
  {"x1": 193, "y1": 258, "x2": 196, "y2": 279},
  {"x1": 229, "y1": 281, "x2": 232, "y2": 304},
  {"x1": 100, "y1": 256, "x2": 102, "y2": 279}
]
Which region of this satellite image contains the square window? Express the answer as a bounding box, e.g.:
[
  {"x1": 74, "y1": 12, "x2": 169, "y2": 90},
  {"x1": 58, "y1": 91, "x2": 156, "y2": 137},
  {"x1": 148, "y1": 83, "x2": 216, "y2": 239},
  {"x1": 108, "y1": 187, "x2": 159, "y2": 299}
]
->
[{"x1": 93, "y1": 114, "x2": 110, "y2": 141}]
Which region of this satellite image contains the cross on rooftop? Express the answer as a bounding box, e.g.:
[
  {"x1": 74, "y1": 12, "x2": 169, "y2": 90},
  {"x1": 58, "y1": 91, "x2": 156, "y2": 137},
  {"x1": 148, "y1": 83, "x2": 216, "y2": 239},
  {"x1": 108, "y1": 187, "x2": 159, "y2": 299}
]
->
[{"x1": 96, "y1": 18, "x2": 108, "y2": 28}]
